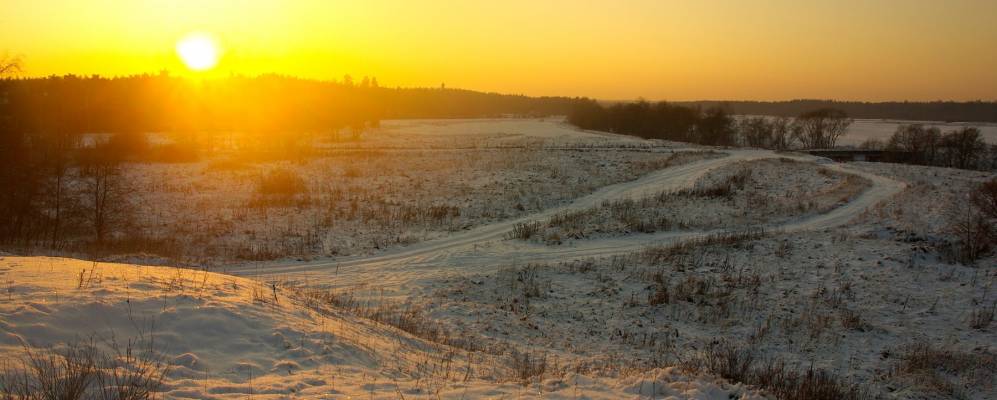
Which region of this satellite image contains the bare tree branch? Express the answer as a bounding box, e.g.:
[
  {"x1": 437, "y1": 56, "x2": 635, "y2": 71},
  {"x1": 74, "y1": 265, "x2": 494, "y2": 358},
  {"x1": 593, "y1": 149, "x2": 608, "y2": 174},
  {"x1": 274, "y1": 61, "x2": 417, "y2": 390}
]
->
[{"x1": 0, "y1": 54, "x2": 22, "y2": 77}]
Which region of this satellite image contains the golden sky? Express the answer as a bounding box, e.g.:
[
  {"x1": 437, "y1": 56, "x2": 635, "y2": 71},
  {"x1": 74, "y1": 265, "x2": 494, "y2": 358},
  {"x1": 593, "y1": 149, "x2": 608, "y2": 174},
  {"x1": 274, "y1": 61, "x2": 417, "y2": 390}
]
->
[{"x1": 3, "y1": 0, "x2": 996, "y2": 101}]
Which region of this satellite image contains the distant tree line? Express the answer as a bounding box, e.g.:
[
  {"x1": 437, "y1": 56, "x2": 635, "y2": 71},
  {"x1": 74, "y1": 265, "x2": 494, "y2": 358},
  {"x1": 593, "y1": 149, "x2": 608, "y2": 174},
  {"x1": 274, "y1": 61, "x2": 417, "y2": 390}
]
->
[
  {"x1": 1, "y1": 73, "x2": 579, "y2": 136},
  {"x1": 676, "y1": 100, "x2": 997, "y2": 123},
  {"x1": 567, "y1": 99, "x2": 853, "y2": 149},
  {"x1": 568, "y1": 99, "x2": 997, "y2": 170},
  {"x1": 863, "y1": 124, "x2": 997, "y2": 170}
]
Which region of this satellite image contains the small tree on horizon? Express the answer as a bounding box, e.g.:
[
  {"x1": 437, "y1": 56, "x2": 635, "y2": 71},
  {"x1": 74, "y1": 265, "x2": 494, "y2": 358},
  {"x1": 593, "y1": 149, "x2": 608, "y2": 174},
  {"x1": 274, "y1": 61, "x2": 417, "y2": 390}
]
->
[{"x1": 793, "y1": 108, "x2": 852, "y2": 149}]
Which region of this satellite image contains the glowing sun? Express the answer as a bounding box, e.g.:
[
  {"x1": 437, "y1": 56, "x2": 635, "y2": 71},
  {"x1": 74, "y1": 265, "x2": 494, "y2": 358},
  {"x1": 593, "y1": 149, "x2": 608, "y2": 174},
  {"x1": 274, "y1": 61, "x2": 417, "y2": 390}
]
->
[{"x1": 176, "y1": 33, "x2": 220, "y2": 71}]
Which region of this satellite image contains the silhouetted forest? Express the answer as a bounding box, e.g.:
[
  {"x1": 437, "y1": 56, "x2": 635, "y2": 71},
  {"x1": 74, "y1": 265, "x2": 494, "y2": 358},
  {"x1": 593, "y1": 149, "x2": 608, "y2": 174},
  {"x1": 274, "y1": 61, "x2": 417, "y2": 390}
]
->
[
  {"x1": 567, "y1": 99, "x2": 853, "y2": 149},
  {"x1": 1, "y1": 73, "x2": 578, "y2": 135},
  {"x1": 872, "y1": 124, "x2": 996, "y2": 170},
  {"x1": 568, "y1": 99, "x2": 997, "y2": 170},
  {"x1": 675, "y1": 100, "x2": 997, "y2": 123}
]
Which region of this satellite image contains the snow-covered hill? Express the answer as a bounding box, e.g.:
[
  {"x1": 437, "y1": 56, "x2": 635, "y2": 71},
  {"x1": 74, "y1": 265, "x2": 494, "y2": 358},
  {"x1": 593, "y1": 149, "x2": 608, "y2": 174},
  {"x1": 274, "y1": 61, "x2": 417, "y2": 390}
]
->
[{"x1": 0, "y1": 256, "x2": 762, "y2": 399}]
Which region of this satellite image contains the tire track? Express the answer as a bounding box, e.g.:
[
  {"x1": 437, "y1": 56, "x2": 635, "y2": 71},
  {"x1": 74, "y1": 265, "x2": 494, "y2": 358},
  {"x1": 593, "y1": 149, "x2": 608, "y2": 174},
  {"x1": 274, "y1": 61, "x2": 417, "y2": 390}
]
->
[{"x1": 226, "y1": 149, "x2": 904, "y2": 297}]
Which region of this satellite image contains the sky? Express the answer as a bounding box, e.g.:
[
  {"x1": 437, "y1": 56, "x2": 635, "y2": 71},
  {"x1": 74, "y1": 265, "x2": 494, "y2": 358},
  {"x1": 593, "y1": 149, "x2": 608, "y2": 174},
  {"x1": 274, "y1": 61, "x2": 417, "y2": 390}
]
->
[{"x1": 2, "y1": 0, "x2": 996, "y2": 101}]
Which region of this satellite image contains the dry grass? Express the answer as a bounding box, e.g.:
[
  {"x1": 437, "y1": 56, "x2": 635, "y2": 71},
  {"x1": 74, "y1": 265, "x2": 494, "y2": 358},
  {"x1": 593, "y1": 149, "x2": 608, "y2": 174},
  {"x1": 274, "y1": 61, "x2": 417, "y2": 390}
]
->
[
  {"x1": 890, "y1": 342, "x2": 997, "y2": 398},
  {"x1": 106, "y1": 145, "x2": 702, "y2": 263},
  {"x1": 682, "y1": 341, "x2": 863, "y2": 400},
  {"x1": 505, "y1": 350, "x2": 551, "y2": 384},
  {"x1": 512, "y1": 158, "x2": 868, "y2": 244},
  {"x1": 0, "y1": 337, "x2": 169, "y2": 400},
  {"x1": 637, "y1": 228, "x2": 767, "y2": 265},
  {"x1": 254, "y1": 168, "x2": 308, "y2": 196},
  {"x1": 505, "y1": 221, "x2": 543, "y2": 240},
  {"x1": 969, "y1": 303, "x2": 995, "y2": 330},
  {"x1": 301, "y1": 287, "x2": 488, "y2": 354}
]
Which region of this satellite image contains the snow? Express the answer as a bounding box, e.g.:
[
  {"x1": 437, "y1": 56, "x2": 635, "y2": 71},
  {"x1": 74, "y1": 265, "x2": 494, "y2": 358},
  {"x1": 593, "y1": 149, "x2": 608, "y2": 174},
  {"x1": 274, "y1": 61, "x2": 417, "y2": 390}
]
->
[
  {"x1": 114, "y1": 122, "x2": 684, "y2": 263},
  {"x1": 0, "y1": 256, "x2": 762, "y2": 399},
  {"x1": 425, "y1": 226, "x2": 995, "y2": 398},
  {"x1": 224, "y1": 148, "x2": 905, "y2": 299},
  {"x1": 4, "y1": 118, "x2": 996, "y2": 399},
  {"x1": 517, "y1": 158, "x2": 871, "y2": 242}
]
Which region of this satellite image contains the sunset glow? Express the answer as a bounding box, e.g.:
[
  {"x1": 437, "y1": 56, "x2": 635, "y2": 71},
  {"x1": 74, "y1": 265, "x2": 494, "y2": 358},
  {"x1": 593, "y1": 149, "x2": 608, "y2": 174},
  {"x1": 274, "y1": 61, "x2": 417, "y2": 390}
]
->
[
  {"x1": 176, "y1": 33, "x2": 220, "y2": 71},
  {"x1": 2, "y1": 0, "x2": 996, "y2": 100},
  {"x1": 3, "y1": 2, "x2": 997, "y2": 398}
]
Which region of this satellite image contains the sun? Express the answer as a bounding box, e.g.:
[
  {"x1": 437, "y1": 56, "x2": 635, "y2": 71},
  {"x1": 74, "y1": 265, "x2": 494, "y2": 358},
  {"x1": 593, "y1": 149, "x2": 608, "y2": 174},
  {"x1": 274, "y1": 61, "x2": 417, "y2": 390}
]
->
[{"x1": 176, "y1": 33, "x2": 220, "y2": 71}]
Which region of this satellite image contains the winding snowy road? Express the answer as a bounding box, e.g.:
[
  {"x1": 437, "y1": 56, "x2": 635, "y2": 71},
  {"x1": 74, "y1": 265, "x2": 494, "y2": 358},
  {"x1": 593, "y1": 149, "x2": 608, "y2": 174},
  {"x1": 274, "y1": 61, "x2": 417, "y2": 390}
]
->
[{"x1": 226, "y1": 148, "x2": 905, "y2": 297}]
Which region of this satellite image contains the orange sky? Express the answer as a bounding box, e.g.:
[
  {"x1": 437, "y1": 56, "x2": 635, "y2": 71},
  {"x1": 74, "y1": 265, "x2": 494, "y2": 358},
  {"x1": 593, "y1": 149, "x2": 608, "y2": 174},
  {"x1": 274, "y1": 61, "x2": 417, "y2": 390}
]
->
[{"x1": 2, "y1": 0, "x2": 996, "y2": 101}]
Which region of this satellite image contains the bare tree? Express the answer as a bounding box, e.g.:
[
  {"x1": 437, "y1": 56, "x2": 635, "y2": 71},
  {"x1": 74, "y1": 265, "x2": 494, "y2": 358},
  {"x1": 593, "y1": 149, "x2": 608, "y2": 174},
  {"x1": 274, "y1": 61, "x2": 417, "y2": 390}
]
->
[
  {"x1": 78, "y1": 141, "x2": 129, "y2": 249},
  {"x1": 988, "y1": 144, "x2": 997, "y2": 171},
  {"x1": 0, "y1": 54, "x2": 33, "y2": 244},
  {"x1": 738, "y1": 116, "x2": 774, "y2": 148},
  {"x1": 770, "y1": 117, "x2": 795, "y2": 150},
  {"x1": 946, "y1": 179, "x2": 997, "y2": 264},
  {"x1": 696, "y1": 106, "x2": 736, "y2": 146},
  {"x1": 887, "y1": 124, "x2": 941, "y2": 164},
  {"x1": 972, "y1": 178, "x2": 997, "y2": 220},
  {"x1": 738, "y1": 116, "x2": 796, "y2": 150},
  {"x1": 946, "y1": 196, "x2": 992, "y2": 263},
  {"x1": 45, "y1": 131, "x2": 83, "y2": 248},
  {"x1": 941, "y1": 127, "x2": 986, "y2": 170},
  {"x1": 0, "y1": 54, "x2": 20, "y2": 76},
  {"x1": 793, "y1": 108, "x2": 852, "y2": 149}
]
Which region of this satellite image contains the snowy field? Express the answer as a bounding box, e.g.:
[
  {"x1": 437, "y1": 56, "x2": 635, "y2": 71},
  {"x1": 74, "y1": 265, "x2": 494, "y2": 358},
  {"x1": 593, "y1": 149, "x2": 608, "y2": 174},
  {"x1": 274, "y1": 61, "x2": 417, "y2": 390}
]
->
[
  {"x1": 107, "y1": 118, "x2": 693, "y2": 264},
  {"x1": 3, "y1": 118, "x2": 995, "y2": 399},
  {"x1": 421, "y1": 162, "x2": 996, "y2": 399}
]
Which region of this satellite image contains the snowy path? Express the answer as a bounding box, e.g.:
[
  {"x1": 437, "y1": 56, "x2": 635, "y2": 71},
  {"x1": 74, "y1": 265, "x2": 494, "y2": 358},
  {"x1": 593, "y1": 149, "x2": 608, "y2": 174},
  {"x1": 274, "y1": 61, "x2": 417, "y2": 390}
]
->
[{"x1": 226, "y1": 149, "x2": 905, "y2": 296}]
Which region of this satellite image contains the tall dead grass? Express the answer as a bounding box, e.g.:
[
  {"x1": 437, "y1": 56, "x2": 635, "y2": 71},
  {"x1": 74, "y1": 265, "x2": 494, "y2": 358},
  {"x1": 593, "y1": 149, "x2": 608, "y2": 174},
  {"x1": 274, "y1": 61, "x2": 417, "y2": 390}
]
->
[{"x1": 0, "y1": 337, "x2": 168, "y2": 400}]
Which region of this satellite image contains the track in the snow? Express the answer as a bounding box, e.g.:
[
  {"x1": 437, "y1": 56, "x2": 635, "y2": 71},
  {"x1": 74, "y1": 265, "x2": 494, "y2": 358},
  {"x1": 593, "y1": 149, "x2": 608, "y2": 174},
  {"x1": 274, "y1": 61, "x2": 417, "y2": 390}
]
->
[{"x1": 225, "y1": 149, "x2": 904, "y2": 297}]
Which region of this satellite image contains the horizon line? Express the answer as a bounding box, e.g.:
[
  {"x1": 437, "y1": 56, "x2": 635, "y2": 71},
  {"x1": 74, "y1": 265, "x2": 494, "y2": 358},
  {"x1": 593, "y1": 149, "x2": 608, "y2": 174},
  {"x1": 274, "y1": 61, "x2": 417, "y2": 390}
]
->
[{"x1": 4, "y1": 71, "x2": 997, "y2": 104}]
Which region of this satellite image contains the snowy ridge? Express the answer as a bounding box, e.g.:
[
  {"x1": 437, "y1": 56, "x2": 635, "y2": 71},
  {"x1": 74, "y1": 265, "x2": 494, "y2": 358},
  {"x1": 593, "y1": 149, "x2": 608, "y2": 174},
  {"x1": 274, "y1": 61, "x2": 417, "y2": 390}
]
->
[{"x1": 0, "y1": 256, "x2": 764, "y2": 399}]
